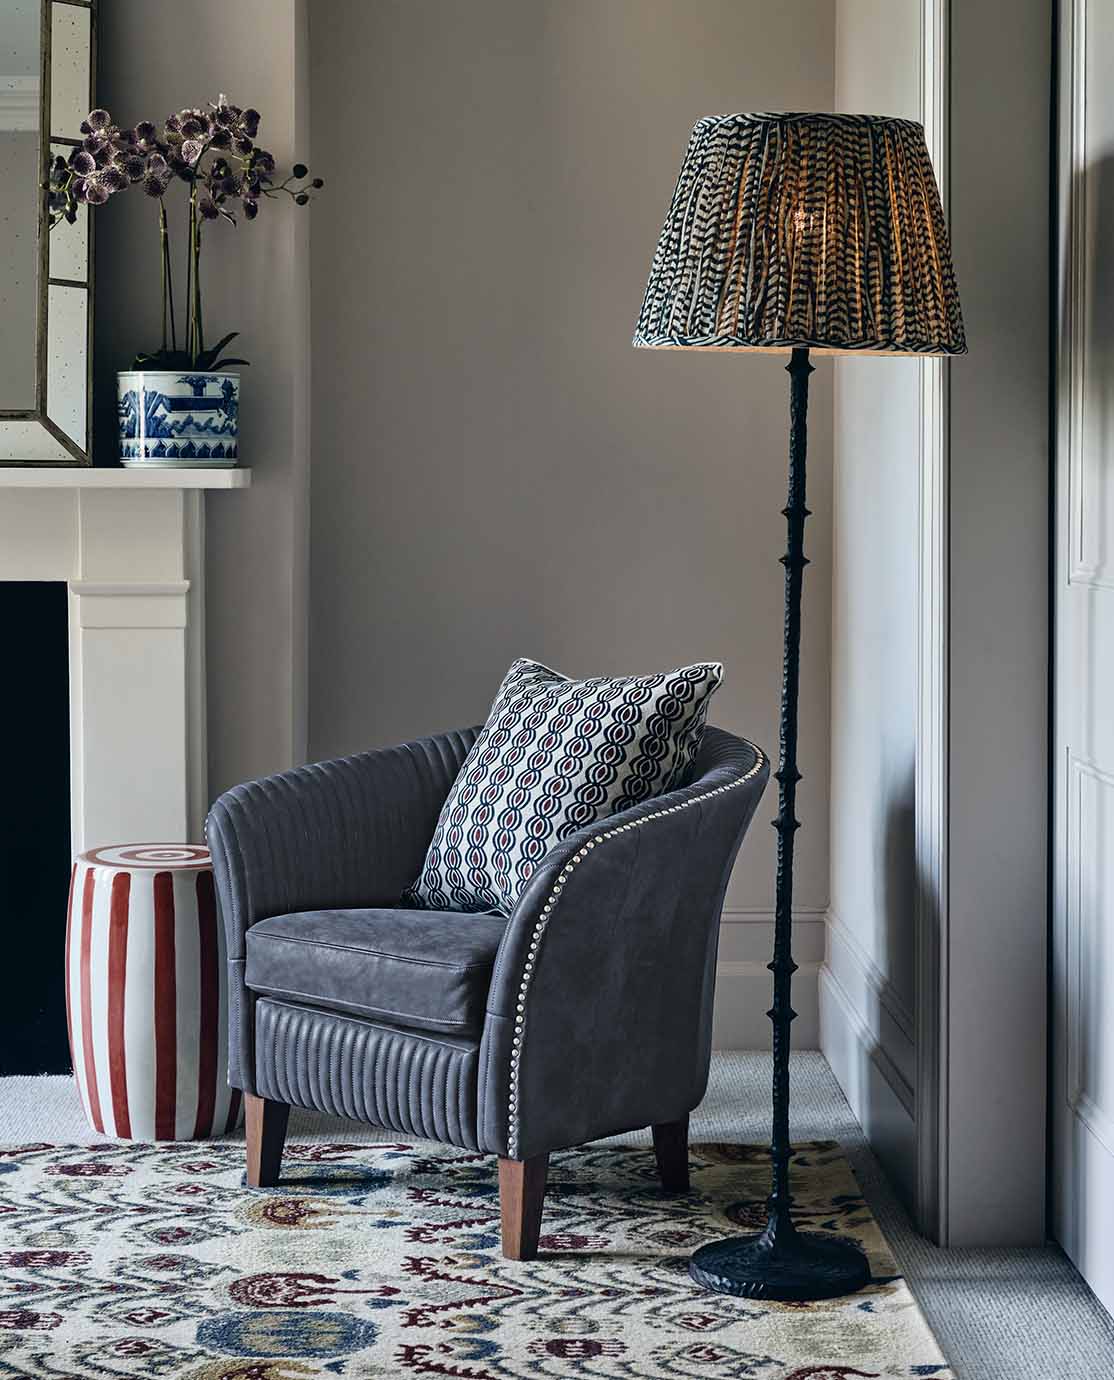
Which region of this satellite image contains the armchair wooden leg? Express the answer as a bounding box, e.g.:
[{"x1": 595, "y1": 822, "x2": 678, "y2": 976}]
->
[
  {"x1": 245, "y1": 1092, "x2": 289, "y2": 1188},
  {"x1": 498, "y1": 1153, "x2": 549, "y2": 1260},
  {"x1": 652, "y1": 1115, "x2": 690, "y2": 1193}
]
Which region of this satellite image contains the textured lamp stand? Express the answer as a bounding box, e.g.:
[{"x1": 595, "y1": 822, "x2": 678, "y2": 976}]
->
[
  {"x1": 688, "y1": 348, "x2": 870, "y2": 1299},
  {"x1": 633, "y1": 112, "x2": 966, "y2": 1301}
]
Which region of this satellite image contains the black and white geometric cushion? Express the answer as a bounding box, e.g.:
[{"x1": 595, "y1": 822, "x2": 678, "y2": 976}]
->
[{"x1": 404, "y1": 657, "x2": 723, "y2": 915}]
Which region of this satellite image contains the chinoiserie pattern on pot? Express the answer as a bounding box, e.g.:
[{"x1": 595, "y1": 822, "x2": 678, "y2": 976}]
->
[
  {"x1": 64, "y1": 843, "x2": 242, "y2": 1140},
  {"x1": 117, "y1": 370, "x2": 239, "y2": 466}
]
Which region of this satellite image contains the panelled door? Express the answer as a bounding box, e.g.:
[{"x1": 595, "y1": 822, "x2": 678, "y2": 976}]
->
[{"x1": 1053, "y1": 0, "x2": 1114, "y2": 1315}]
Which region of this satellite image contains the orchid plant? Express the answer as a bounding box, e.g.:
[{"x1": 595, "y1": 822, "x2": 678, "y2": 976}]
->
[{"x1": 47, "y1": 96, "x2": 320, "y2": 371}]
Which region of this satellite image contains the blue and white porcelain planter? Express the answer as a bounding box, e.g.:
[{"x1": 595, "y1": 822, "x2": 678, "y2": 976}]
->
[{"x1": 117, "y1": 370, "x2": 240, "y2": 468}]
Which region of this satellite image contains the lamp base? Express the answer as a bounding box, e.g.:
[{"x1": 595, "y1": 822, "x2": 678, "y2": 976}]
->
[
  {"x1": 689, "y1": 1226, "x2": 871, "y2": 1301},
  {"x1": 688, "y1": 351, "x2": 871, "y2": 1308}
]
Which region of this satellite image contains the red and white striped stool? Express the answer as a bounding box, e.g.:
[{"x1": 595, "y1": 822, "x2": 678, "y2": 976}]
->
[{"x1": 65, "y1": 844, "x2": 242, "y2": 1141}]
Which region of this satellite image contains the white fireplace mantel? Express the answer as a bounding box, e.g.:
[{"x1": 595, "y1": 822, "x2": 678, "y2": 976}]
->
[
  {"x1": 0, "y1": 468, "x2": 250, "y2": 490},
  {"x1": 0, "y1": 468, "x2": 251, "y2": 853}
]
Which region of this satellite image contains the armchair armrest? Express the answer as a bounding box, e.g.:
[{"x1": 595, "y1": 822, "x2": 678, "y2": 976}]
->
[
  {"x1": 477, "y1": 728, "x2": 769, "y2": 1159},
  {"x1": 207, "y1": 725, "x2": 477, "y2": 1091}
]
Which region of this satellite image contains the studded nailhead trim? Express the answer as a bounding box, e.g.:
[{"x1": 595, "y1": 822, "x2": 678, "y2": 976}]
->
[{"x1": 505, "y1": 745, "x2": 768, "y2": 1158}]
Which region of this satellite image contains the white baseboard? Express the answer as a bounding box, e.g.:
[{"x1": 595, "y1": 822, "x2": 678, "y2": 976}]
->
[
  {"x1": 712, "y1": 909, "x2": 824, "y2": 1050},
  {"x1": 818, "y1": 910, "x2": 916, "y2": 1206}
]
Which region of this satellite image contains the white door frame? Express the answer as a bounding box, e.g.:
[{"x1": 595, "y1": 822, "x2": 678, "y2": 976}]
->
[
  {"x1": 1050, "y1": 0, "x2": 1114, "y2": 1309},
  {"x1": 913, "y1": 0, "x2": 951, "y2": 1244}
]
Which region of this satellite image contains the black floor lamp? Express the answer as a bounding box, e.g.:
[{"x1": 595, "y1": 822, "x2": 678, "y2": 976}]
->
[{"x1": 633, "y1": 112, "x2": 966, "y2": 1301}]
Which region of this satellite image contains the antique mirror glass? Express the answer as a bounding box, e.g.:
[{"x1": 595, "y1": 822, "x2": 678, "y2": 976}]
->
[{"x1": 0, "y1": 0, "x2": 95, "y2": 464}]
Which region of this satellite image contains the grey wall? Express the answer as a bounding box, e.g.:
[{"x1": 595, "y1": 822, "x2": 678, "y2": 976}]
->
[
  {"x1": 822, "y1": 0, "x2": 922, "y2": 1204},
  {"x1": 96, "y1": 0, "x2": 310, "y2": 797},
  {"x1": 831, "y1": 0, "x2": 920, "y2": 1002},
  {"x1": 825, "y1": 0, "x2": 1052, "y2": 1244},
  {"x1": 945, "y1": 0, "x2": 1049, "y2": 1246},
  {"x1": 308, "y1": 0, "x2": 837, "y2": 925}
]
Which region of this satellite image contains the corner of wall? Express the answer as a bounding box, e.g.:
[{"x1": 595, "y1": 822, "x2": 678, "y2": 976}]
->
[
  {"x1": 818, "y1": 909, "x2": 917, "y2": 1205},
  {"x1": 714, "y1": 910, "x2": 824, "y2": 1051}
]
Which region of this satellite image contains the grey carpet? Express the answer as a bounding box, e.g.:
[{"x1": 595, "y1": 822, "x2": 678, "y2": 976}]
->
[{"x1": 2, "y1": 1051, "x2": 1111, "y2": 1380}]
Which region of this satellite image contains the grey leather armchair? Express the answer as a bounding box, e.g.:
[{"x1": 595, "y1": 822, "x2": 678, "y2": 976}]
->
[{"x1": 207, "y1": 723, "x2": 768, "y2": 1259}]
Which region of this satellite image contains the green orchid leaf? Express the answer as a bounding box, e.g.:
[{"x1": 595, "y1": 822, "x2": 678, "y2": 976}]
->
[
  {"x1": 192, "y1": 333, "x2": 240, "y2": 371},
  {"x1": 132, "y1": 347, "x2": 192, "y2": 370}
]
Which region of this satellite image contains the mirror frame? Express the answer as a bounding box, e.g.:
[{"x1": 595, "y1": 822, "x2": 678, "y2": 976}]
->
[{"x1": 0, "y1": 0, "x2": 96, "y2": 466}]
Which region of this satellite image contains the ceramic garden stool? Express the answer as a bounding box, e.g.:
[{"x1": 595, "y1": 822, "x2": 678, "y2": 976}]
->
[{"x1": 65, "y1": 844, "x2": 243, "y2": 1140}]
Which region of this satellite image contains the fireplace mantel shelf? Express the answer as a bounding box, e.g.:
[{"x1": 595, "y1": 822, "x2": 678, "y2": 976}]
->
[{"x1": 0, "y1": 467, "x2": 251, "y2": 489}]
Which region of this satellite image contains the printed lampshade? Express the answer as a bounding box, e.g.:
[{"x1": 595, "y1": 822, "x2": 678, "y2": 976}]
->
[{"x1": 633, "y1": 112, "x2": 966, "y2": 356}]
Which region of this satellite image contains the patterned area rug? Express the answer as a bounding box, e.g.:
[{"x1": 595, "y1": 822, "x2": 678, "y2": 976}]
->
[{"x1": 0, "y1": 1138, "x2": 953, "y2": 1380}]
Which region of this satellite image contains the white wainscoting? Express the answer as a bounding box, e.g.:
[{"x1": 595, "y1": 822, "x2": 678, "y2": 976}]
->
[
  {"x1": 819, "y1": 910, "x2": 917, "y2": 1205},
  {"x1": 713, "y1": 909, "x2": 824, "y2": 1050}
]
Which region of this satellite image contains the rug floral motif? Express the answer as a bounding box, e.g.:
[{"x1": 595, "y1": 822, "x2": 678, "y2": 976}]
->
[{"x1": 0, "y1": 1138, "x2": 953, "y2": 1380}]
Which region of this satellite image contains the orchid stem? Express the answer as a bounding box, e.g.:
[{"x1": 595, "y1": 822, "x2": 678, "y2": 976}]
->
[
  {"x1": 159, "y1": 204, "x2": 168, "y2": 354},
  {"x1": 166, "y1": 209, "x2": 177, "y2": 354},
  {"x1": 194, "y1": 215, "x2": 204, "y2": 358},
  {"x1": 185, "y1": 191, "x2": 194, "y2": 362},
  {"x1": 185, "y1": 185, "x2": 205, "y2": 364},
  {"x1": 159, "y1": 201, "x2": 177, "y2": 354}
]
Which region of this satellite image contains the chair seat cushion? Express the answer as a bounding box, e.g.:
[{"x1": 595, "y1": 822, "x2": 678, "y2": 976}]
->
[{"x1": 245, "y1": 908, "x2": 507, "y2": 1036}]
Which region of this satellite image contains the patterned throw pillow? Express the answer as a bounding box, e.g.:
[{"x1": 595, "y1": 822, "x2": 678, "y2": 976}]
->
[{"x1": 404, "y1": 657, "x2": 723, "y2": 915}]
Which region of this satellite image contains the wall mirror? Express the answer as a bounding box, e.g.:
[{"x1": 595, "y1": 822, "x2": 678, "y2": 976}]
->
[{"x1": 0, "y1": 0, "x2": 95, "y2": 465}]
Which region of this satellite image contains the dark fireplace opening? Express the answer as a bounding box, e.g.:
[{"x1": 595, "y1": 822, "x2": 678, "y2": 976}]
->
[{"x1": 1, "y1": 582, "x2": 72, "y2": 1074}]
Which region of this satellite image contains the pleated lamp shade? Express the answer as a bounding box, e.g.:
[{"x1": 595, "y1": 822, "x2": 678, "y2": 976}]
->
[{"x1": 633, "y1": 112, "x2": 966, "y2": 356}]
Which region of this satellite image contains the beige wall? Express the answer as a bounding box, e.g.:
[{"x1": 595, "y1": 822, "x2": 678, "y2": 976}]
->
[
  {"x1": 823, "y1": 0, "x2": 922, "y2": 1202},
  {"x1": 307, "y1": 0, "x2": 836, "y2": 938},
  {"x1": 96, "y1": 0, "x2": 310, "y2": 797}
]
